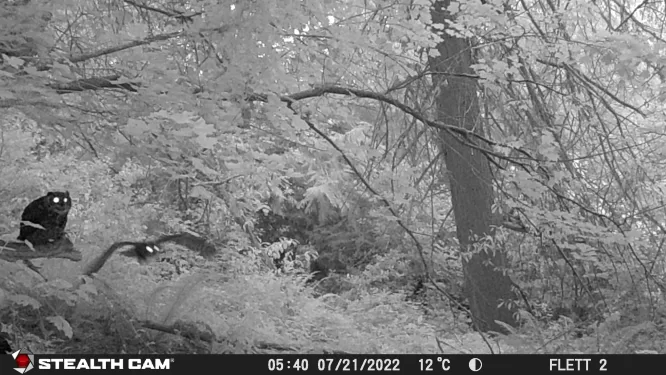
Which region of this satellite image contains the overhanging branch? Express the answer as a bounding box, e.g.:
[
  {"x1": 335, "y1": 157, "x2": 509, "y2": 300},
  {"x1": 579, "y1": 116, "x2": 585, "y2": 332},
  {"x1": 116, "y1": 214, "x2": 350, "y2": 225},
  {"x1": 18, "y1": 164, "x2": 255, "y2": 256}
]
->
[{"x1": 247, "y1": 84, "x2": 535, "y2": 170}]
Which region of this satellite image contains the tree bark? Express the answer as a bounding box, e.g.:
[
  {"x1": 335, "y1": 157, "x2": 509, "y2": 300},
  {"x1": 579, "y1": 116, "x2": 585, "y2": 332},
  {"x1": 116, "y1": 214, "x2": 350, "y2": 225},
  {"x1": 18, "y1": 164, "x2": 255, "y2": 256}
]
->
[{"x1": 429, "y1": 1, "x2": 517, "y2": 333}]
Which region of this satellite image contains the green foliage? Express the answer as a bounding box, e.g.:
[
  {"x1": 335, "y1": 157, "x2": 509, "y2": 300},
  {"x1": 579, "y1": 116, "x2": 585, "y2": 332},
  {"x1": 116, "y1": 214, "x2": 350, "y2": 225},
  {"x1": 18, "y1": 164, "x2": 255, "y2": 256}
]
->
[{"x1": 0, "y1": 125, "x2": 445, "y2": 353}]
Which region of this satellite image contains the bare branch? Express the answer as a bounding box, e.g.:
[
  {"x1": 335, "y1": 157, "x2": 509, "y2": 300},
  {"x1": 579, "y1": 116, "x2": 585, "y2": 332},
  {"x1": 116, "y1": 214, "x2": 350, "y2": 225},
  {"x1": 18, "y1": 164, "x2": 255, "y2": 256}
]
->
[
  {"x1": 70, "y1": 31, "x2": 182, "y2": 63},
  {"x1": 123, "y1": 0, "x2": 202, "y2": 23},
  {"x1": 247, "y1": 84, "x2": 535, "y2": 170},
  {"x1": 48, "y1": 74, "x2": 139, "y2": 93}
]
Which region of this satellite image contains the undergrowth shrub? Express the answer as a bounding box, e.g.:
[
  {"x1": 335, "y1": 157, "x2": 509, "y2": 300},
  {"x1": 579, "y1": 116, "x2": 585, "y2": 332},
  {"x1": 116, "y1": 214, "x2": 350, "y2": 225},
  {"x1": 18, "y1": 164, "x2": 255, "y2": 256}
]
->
[
  {"x1": 3, "y1": 125, "x2": 663, "y2": 355},
  {"x1": 0, "y1": 139, "x2": 446, "y2": 354}
]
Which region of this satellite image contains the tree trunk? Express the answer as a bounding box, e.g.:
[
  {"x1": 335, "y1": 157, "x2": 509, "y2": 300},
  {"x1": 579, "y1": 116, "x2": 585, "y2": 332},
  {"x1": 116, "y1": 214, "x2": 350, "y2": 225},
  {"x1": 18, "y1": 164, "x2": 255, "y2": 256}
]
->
[{"x1": 429, "y1": 1, "x2": 517, "y2": 333}]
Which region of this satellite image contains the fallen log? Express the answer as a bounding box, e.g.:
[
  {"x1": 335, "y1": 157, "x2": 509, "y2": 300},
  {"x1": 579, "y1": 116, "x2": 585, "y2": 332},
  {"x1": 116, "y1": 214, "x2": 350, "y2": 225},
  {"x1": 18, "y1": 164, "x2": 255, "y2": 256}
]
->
[{"x1": 0, "y1": 237, "x2": 82, "y2": 262}]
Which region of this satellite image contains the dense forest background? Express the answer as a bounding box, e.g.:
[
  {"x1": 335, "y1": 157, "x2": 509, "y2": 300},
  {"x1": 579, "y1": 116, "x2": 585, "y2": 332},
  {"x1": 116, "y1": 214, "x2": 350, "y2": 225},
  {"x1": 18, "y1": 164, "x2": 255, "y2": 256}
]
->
[{"x1": 1, "y1": 0, "x2": 665, "y2": 354}]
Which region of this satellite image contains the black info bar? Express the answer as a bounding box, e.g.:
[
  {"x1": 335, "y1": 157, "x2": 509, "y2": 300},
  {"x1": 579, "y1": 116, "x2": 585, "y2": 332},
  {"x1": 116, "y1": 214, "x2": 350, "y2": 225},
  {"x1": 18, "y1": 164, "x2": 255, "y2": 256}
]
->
[{"x1": 2, "y1": 353, "x2": 664, "y2": 374}]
